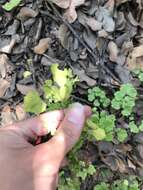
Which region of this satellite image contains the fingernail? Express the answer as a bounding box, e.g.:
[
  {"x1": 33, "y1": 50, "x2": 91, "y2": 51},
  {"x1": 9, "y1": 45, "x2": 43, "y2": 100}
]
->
[{"x1": 67, "y1": 103, "x2": 85, "y2": 127}]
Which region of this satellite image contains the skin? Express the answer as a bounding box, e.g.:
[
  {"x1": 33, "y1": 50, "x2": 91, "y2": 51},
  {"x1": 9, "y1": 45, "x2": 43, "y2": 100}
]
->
[{"x1": 0, "y1": 103, "x2": 91, "y2": 190}]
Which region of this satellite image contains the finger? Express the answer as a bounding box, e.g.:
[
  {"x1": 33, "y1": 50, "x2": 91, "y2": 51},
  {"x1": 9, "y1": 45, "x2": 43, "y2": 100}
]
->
[
  {"x1": 4, "y1": 110, "x2": 65, "y2": 141},
  {"x1": 38, "y1": 103, "x2": 91, "y2": 166}
]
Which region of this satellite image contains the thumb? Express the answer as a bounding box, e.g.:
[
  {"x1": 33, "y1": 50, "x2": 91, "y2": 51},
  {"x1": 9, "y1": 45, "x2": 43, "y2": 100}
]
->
[
  {"x1": 53, "y1": 103, "x2": 91, "y2": 152},
  {"x1": 38, "y1": 103, "x2": 91, "y2": 165}
]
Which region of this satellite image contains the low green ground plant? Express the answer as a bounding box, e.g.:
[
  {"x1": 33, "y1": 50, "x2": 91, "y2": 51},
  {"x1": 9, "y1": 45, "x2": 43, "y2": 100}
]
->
[
  {"x1": 94, "y1": 176, "x2": 140, "y2": 190},
  {"x1": 134, "y1": 69, "x2": 143, "y2": 82},
  {"x1": 24, "y1": 65, "x2": 143, "y2": 189},
  {"x1": 111, "y1": 84, "x2": 137, "y2": 116}
]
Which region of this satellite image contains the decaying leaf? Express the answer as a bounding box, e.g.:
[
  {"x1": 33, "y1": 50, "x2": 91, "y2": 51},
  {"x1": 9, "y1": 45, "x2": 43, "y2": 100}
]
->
[
  {"x1": 0, "y1": 54, "x2": 9, "y2": 78},
  {"x1": 127, "y1": 45, "x2": 143, "y2": 70},
  {"x1": 16, "y1": 84, "x2": 36, "y2": 95},
  {"x1": 33, "y1": 38, "x2": 51, "y2": 54},
  {"x1": 50, "y1": 0, "x2": 70, "y2": 9},
  {"x1": 73, "y1": 68, "x2": 96, "y2": 86},
  {"x1": 64, "y1": 0, "x2": 85, "y2": 23},
  {"x1": 58, "y1": 24, "x2": 69, "y2": 49},
  {"x1": 15, "y1": 104, "x2": 27, "y2": 121},
  {"x1": 17, "y1": 7, "x2": 38, "y2": 20},
  {"x1": 108, "y1": 41, "x2": 119, "y2": 62},
  {"x1": 98, "y1": 7, "x2": 115, "y2": 33},
  {"x1": 127, "y1": 12, "x2": 139, "y2": 27},
  {"x1": 0, "y1": 37, "x2": 17, "y2": 54},
  {"x1": 116, "y1": 158, "x2": 127, "y2": 173},
  {"x1": 1, "y1": 105, "x2": 16, "y2": 126},
  {"x1": 86, "y1": 17, "x2": 102, "y2": 31},
  {"x1": 0, "y1": 79, "x2": 10, "y2": 97}
]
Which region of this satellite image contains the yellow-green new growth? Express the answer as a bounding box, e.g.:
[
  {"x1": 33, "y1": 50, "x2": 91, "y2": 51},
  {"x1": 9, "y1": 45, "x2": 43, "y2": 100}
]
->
[
  {"x1": 24, "y1": 91, "x2": 46, "y2": 114},
  {"x1": 2, "y1": 0, "x2": 21, "y2": 11},
  {"x1": 44, "y1": 64, "x2": 78, "y2": 103}
]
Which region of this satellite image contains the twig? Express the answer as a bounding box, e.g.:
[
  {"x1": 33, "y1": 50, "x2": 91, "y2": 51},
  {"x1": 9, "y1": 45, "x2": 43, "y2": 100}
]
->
[
  {"x1": 72, "y1": 95, "x2": 92, "y2": 106},
  {"x1": 39, "y1": 10, "x2": 60, "y2": 23}
]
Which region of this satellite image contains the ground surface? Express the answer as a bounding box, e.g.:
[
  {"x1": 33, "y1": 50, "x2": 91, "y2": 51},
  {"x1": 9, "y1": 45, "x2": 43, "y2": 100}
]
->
[{"x1": 0, "y1": 0, "x2": 143, "y2": 189}]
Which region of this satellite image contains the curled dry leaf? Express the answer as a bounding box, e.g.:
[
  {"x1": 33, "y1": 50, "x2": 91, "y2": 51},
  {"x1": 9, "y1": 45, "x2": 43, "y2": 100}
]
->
[
  {"x1": 86, "y1": 17, "x2": 102, "y2": 31},
  {"x1": 64, "y1": 0, "x2": 85, "y2": 23},
  {"x1": 127, "y1": 45, "x2": 143, "y2": 70},
  {"x1": 16, "y1": 84, "x2": 36, "y2": 95},
  {"x1": 0, "y1": 79, "x2": 10, "y2": 97},
  {"x1": 17, "y1": 7, "x2": 38, "y2": 20},
  {"x1": 0, "y1": 54, "x2": 8, "y2": 78},
  {"x1": 33, "y1": 38, "x2": 51, "y2": 54},
  {"x1": 108, "y1": 41, "x2": 119, "y2": 62},
  {"x1": 1, "y1": 105, "x2": 16, "y2": 126}
]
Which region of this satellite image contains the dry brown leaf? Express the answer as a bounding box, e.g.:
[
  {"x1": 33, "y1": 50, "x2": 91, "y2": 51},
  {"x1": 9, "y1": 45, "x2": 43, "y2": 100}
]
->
[
  {"x1": 108, "y1": 41, "x2": 119, "y2": 62},
  {"x1": 64, "y1": 0, "x2": 85, "y2": 23},
  {"x1": 86, "y1": 17, "x2": 102, "y2": 31},
  {"x1": 116, "y1": 158, "x2": 127, "y2": 173},
  {"x1": 127, "y1": 159, "x2": 136, "y2": 170},
  {"x1": 58, "y1": 24, "x2": 69, "y2": 48},
  {"x1": 1, "y1": 105, "x2": 16, "y2": 126},
  {"x1": 17, "y1": 7, "x2": 38, "y2": 20},
  {"x1": 0, "y1": 79, "x2": 10, "y2": 97},
  {"x1": 15, "y1": 104, "x2": 27, "y2": 121},
  {"x1": 98, "y1": 29, "x2": 109, "y2": 38},
  {"x1": 0, "y1": 38, "x2": 16, "y2": 54},
  {"x1": 51, "y1": 0, "x2": 70, "y2": 8},
  {"x1": 16, "y1": 84, "x2": 35, "y2": 95},
  {"x1": 33, "y1": 38, "x2": 51, "y2": 54},
  {"x1": 105, "y1": 0, "x2": 115, "y2": 13},
  {"x1": 127, "y1": 45, "x2": 143, "y2": 70},
  {"x1": 73, "y1": 68, "x2": 96, "y2": 86},
  {"x1": 0, "y1": 54, "x2": 8, "y2": 78},
  {"x1": 131, "y1": 45, "x2": 143, "y2": 58}
]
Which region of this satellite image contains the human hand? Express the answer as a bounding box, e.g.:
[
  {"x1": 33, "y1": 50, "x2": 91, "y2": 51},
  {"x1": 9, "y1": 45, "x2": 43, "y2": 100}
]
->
[{"x1": 0, "y1": 103, "x2": 91, "y2": 190}]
